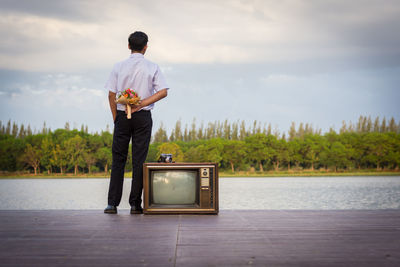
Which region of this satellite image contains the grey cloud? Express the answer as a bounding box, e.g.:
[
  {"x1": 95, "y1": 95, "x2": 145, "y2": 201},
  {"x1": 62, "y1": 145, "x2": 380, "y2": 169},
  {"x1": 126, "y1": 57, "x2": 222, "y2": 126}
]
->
[
  {"x1": 0, "y1": 69, "x2": 106, "y2": 96},
  {"x1": 301, "y1": 1, "x2": 400, "y2": 62},
  {"x1": 0, "y1": 0, "x2": 107, "y2": 22},
  {"x1": 157, "y1": 63, "x2": 400, "y2": 132},
  {"x1": 0, "y1": 0, "x2": 400, "y2": 75},
  {"x1": 0, "y1": 69, "x2": 38, "y2": 95},
  {"x1": 1, "y1": 63, "x2": 399, "y2": 134},
  {"x1": 235, "y1": 0, "x2": 400, "y2": 69},
  {"x1": 1, "y1": 0, "x2": 400, "y2": 72}
]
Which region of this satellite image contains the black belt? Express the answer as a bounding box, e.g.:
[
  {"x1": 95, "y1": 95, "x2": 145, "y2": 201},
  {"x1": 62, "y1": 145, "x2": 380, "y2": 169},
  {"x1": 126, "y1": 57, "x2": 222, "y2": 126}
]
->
[{"x1": 117, "y1": 109, "x2": 150, "y2": 114}]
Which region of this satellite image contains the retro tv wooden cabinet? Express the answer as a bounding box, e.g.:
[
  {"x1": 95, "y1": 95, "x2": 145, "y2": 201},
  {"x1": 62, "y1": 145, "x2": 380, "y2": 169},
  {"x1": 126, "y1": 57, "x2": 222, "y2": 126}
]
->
[{"x1": 143, "y1": 163, "x2": 219, "y2": 214}]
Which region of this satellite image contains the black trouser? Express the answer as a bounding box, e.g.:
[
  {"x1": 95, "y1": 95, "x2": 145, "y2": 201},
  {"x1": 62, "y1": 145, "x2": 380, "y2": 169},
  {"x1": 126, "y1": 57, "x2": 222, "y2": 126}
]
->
[{"x1": 108, "y1": 110, "x2": 152, "y2": 207}]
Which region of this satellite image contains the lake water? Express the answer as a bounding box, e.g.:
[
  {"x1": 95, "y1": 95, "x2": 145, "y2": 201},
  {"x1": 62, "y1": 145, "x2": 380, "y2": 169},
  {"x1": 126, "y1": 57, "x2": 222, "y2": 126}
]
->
[{"x1": 0, "y1": 176, "x2": 399, "y2": 210}]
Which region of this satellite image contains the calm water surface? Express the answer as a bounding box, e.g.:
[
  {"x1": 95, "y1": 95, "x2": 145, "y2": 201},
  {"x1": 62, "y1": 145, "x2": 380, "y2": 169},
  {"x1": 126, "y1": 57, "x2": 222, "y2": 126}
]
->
[{"x1": 0, "y1": 176, "x2": 399, "y2": 210}]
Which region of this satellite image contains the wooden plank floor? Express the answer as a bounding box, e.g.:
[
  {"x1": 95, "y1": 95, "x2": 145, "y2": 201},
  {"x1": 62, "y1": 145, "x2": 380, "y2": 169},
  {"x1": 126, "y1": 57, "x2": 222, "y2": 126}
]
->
[{"x1": 0, "y1": 210, "x2": 399, "y2": 266}]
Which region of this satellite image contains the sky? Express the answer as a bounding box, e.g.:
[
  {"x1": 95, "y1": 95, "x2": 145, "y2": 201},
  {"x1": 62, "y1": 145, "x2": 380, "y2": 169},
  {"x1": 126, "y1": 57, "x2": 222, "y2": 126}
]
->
[{"x1": 0, "y1": 0, "x2": 399, "y2": 135}]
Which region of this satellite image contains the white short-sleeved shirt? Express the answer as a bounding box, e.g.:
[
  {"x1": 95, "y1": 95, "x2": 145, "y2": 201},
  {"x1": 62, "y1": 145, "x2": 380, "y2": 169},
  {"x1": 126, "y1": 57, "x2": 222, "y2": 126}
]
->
[{"x1": 105, "y1": 53, "x2": 169, "y2": 111}]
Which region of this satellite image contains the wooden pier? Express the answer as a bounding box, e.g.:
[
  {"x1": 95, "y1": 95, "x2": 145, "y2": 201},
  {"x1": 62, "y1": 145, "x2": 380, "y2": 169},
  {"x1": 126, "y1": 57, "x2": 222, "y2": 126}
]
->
[{"x1": 0, "y1": 210, "x2": 399, "y2": 266}]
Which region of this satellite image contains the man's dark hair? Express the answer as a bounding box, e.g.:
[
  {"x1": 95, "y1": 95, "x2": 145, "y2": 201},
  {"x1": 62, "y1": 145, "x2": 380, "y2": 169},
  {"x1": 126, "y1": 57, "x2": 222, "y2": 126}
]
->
[{"x1": 128, "y1": 31, "x2": 148, "y2": 52}]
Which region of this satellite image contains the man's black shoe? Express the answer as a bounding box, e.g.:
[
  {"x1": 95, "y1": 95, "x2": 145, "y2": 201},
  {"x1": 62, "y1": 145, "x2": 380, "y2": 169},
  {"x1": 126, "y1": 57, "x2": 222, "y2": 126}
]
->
[
  {"x1": 130, "y1": 206, "x2": 143, "y2": 214},
  {"x1": 104, "y1": 205, "x2": 117, "y2": 214}
]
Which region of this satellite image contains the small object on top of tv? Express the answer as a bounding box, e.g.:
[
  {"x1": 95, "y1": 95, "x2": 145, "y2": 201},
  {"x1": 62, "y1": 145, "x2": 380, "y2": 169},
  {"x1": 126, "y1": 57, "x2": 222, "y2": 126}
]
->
[{"x1": 158, "y1": 154, "x2": 173, "y2": 163}]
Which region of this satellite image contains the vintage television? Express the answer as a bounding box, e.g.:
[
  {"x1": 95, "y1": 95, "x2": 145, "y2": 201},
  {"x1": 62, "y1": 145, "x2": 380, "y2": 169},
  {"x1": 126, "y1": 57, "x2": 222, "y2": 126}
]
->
[{"x1": 143, "y1": 163, "x2": 218, "y2": 214}]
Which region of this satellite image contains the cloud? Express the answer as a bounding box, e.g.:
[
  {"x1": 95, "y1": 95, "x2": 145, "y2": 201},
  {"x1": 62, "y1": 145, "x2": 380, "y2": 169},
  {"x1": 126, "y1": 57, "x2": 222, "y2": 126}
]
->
[
  {"x1": 153, "y1": 63, "x2": 400, "y2": 133},
  {"x1": 0, "y1": 0, "x2": 399, "y2": 72},
  {"x1": 1, "y1": 64, "x2": 399, "y2": 134},
  {"x1": 0, "y1": 13, "x2": 120, "y2": 72},
  {"x1": 0, "y1": 70, "x2": 110, "y2": 132},
  {"x1": 0, "y1": 0, "x2": 111, "y2": 22},
  {"x1": 0, "y1": 1, "x2": 399, "y2": 134}
]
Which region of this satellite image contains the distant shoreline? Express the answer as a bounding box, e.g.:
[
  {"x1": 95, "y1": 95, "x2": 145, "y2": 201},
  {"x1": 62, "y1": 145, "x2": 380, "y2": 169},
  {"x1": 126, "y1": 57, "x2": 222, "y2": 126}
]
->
[
  {"x1": 220, "y1": 171, "x2": 400, "y2": 177},
  {"x1": 1, "y1": 170, "x2": 399, "y2": 179}
]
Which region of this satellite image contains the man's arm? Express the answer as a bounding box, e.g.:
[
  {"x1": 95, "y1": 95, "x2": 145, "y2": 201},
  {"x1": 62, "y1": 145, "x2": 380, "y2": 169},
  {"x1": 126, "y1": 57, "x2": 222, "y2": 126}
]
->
[
  {"x1": 130, "y1": 89, "x2": 168, "y2": 113},
  {"x1": 108, "y1": 91, "x2": 117, "y2": 122}
]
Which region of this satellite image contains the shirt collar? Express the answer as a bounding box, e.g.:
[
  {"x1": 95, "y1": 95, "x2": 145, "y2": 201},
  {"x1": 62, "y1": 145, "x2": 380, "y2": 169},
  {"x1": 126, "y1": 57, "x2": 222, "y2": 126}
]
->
[{"x1": 130, "y1": 53, "x2": 144, "y2": 59}]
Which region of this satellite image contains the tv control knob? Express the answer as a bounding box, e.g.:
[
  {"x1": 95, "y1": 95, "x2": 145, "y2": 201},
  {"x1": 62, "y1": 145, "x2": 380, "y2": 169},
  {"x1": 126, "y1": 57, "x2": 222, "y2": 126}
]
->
[{"x1": 201, "y1": 168, "x2": 209, "y2": 178}]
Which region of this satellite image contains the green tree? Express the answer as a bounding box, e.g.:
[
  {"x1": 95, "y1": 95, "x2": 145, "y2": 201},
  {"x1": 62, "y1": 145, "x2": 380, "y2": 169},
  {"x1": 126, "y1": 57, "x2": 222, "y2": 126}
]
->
[
  {"x1": 153, "y1": 123, "x2": 169, "y2": 143},
  {"x1": 340, "y1": 132, "x2": 362, "y2": 170},
  {"x1": 266, "y1": 123, "x2": 272, "y2": 136},
  {"x1": 146, "y1": 143, "x2": 160, "y2": 162},
  {"x1": 83, "y1": 152, "x2": 96, "y2": 174},
  {"x1": 100, "y1": 131, "x2": 113, "y2": 148},
  {"x1": 373, "y1": 117, "x2": 380, "y2": 132},
  {"x1": 239, "y1": 120, "x2": 247, "y2": 140},
  {"x1": 96, "y1": 147, "x2": 112, "y2": 173},
  {"x1": 288, "y1": 122, "x2": 296, "y2": 141},
  {"x1": 272, "y1": 138, "x2": 289, "y2": 171},
  {"x1": 83, "y1": 134, "x2": 102, "y2": 173},
  {"x1": 1, "y1": 117, "x2": 399, "y2": 174},
  {"x1": 287, "y1": 138, "x2": 302, "y2": 170},
  {"x1": 380, "y1": 117, "x2": 387, "y2": 133},
  {"x1": 18, "y1": 124, "x2": 26, "y2": 138},
  {"x1": 19, "y1": 144, "x2": 42, "y2": 175},
  {"x1": 64, "y1": 135, "x2": 86, "y2": 175},
  {"x1": 222, "y1": 140, "x2": 246, "y2": 172},
  {"x1": 184, "y1": 145, "x2": 203, "y2": 162},
  {"x1": 0, "y1": 135, "x2": 25, "y2": 171},
  {"x1": 183, "y1": 125, "x2": 189, "y2": 142},
  {"x1": 197, "y1": 122, "x2": 204, "y2": 140},
  {"x1": 205, "y1": 122, "x2": 215, "y2": 139},
  {"x1": 189, "y1": 118, "x2": 197, "y2": 141},
  {"x1": 388, "y1": 117, "x2": 397, "y2": 133},
  {"x1": 387, "y1": 150, "x2": 400, "y2": 170},
  {"x1": 27, "y1": 125, "x2": 33, "y2": 136},
  {"x1": 223, "y1": 119, "x2": 231, "y2": 139},
  {"x1": 41, "y1": 136, "x2": 55, "y2": 174},
  {"x1": 11, "y1": 122, "x2": 18, "y2": 137},
  {"x1": 387, "y1": 133, "x2": 400, "y2": 170},
  {"x1": 173, "y1": 120, "x2": 183, "y2": 141},
  {"x1": 320, "y1": 141, "x2": 352, "y2": 172},
  {"x1": 64, "y1": 122, "x2": 70, "y2": 131},
  {"x1": 200, "y1": 138, "x2": 224, "y2": 165},
  {"x1": 50, "y1": 144, "x2": 67, "y2": 174},
  {"x1": 362, "y1": 133, "x2": 391, "y2": 170},
  {"x1": 5, "y1": 120, "x2": 11, "y2": 135},
  {"x1": 340, "y1": 120, "x2": 347, "y2": 134},
  {"x1": 301, "y1": 134, "x2": 326, "y2": 170},
  {"x1": 366, "y1": 116, "x2": 372, "y2": 132},
  {"x1": 245, "y1": 134, "x2": 275, "y2": 171}
]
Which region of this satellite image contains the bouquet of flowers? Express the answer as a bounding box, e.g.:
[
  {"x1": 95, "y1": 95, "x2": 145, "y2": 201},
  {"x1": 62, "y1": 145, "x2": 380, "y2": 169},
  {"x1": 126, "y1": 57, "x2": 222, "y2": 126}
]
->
[{"x1": 115, "y1": 88, "x2": 141, "y2": 119}]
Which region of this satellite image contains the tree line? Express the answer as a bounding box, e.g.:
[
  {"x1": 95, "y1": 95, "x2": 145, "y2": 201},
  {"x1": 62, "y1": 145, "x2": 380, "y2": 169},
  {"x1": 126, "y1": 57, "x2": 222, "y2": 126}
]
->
[
  {"x1": 153, "y1": 115, "x2": 400, "y2": 143},
  {"x1": 0, "y1": 115, "x2": 399, "y2": 174}
]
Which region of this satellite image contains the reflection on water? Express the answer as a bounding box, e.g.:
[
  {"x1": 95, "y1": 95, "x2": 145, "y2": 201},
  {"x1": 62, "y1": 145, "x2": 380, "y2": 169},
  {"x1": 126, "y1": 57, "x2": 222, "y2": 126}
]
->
[{"x1": 0, "y1": 176, "x2": 399, "y2": 210}]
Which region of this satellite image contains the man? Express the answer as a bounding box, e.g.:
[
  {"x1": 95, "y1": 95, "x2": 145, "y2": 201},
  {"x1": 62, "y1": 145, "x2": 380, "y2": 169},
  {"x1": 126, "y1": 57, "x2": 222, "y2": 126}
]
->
[{"x1": 104, "y1": 31, "x2": 169, "y2": 214}]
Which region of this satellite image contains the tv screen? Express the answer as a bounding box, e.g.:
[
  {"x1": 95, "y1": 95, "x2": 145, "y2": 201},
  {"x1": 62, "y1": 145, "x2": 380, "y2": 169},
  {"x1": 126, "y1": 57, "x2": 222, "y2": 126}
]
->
[{"x1": 151, "y1": 170, "x2": 198, "y2": 205}]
